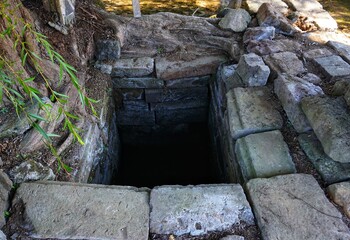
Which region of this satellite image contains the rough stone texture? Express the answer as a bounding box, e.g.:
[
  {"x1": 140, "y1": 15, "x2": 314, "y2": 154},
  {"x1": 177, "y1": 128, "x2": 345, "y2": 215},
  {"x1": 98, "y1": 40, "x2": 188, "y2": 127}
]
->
[
  {"x1": 95, "y1": 40, "x2": 121, "y2": 61},
  {"x1": 150, "y1": 184, "x2": 254, "y2": 236},
  {"x1": 165, "y1": 76, "x2": 210, "y2": 88},
  {"x1": 327, "y1": 181, "x2": 350, "y2": 218},
  {"x1": 243, "y1": 26, "x2": 275, "y2": 44},
  {"x1": 116, "y1": 109, "x2": 155, "y2": 125},
  {"x1": 332, "y1": 79, "x2": 350, "y2": 96},
  {"x1": 247, "y1": 39, "x2": 301, "y2": 56},
  {"x1": 247, "y1": 174, "x2": 350, "y2": 240},
  {"x1": 314, "y1": 55, "x2": 350, "y2": 80},
  {"x1": 113, "y1": 77, "x2": 164, "y2": 88},
  {"x1": 123, "y1": 100, "x2": 149, "y2": 111},
  {"x1": 227, "y1": 87, "x2": 283, "y2": 140},
  {"x1": 220, "y1": 236, "x2": 244, "y2": 240},
  {"x1": 245, "y1": 0, "x2": 288, "y2": 14},
  {"x1": 263, "y1": 51, "x2": 306, "y2": 79},
  {"x1": 0, "y1": 170, "x2": 12, "y2": 228},
  {"x1": 156, "y1": 107, "x2": 208, "y2": 124},
  {"x1": 345, "y1": 87, "x2": 350, "y2": 106},
  {"x1": 304, "y1": 31, "x2": 350, "y2": 45},
  {"x1": 274, "y1": 74, "x2": 324, "y2": 133},
  {"x1": 235, "y1": 53, "x2": 270, "y2": 86},
  {"x1": 155, "y1": 55, "x2": 227, "y2": 80},
  {"x1": 301, "y1": 72, "x2": 322, "y2": 85},
  {"x1": 9, "y1": 160, "x2": 55, "y2": 184},
  {"x1": 118, "y1": 89, "x2": 144, "y2": 100},
  {"x1": 328, "y1": 40, "x2": 350, "y2": 64},
  {"x1": 14, "y1": 182, "x2": 150, "y2": 240},
  {"x1": 302, "y1": 48, "x2": 333, "y2": 61},
  {"x1": 308, "y1": 10, "x2": 338, "y2": 31},
  {"x1": 94, "y1": 61, "x2": 112, "y2": 74},
  {"x1": 235, "y1": 130, "x2": 296, "y2": 181},
  {"x1": 257, "y1": 3, "x2": 296, "y2": 35},
  {"x1": 0, "y1": 230, "x2": 5, "y2": 240},
  {"x1": 145, "y1": 87, "x2": 208, "y2": 103},
  {"x1": 111, "y1": 57, "x2": 154, "y2": 77},
  {"x1": 218, "y1": 9, "x2": 251, "y2": 33},
  {"x1": 298, "y1": 133, "x2": 350, "y2": 185},
  {"x1": 301, "y1": 96, "x2": 350, "y2": 163},
  {"x1": 283, "y1": 0, "x2": 323, "y2": 11},
  {"x1": 150, "y1": 99, "x2": 208, "y2": 111}
]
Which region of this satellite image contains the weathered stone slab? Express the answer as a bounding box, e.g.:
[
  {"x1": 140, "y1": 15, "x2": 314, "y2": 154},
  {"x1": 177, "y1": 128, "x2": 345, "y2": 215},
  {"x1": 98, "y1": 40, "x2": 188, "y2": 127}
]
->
[
  {"x1": 156, "y1": 107, "x2": 208, "y2": 124},
  {"x1": 220, "y1": 235, "x2": 244, "y2": 240},
  {"x1": 235, "y1": 53, "x2": 270, "y2": 86},
  {"x1": 301, "y1": 96, "x2": 350, "y2": 163},
  {"x1": 345, "y1": 87, "x2": 350, "y2": 106},
  {"x1": 94, "y1": 62, "x2": 112, "y2": 74},
  {"x1": 155, "y1": 55, "x2": 228, "y2": 80},
  {"x1": 245, "y1": 0, "x2": 288, "y2": 14},
  {"x1": 117, "y1": 89, "x2": 145, "y2": 100},
  {"x1": 95, "y1": 40, "x2": 121, "y2": 61},
  {"x1": 113, "y1": 77, "x2": 164, "y2": 88},
  {"x1": 0, "y1": 171, "x2": 12, "y2": 228},
  {"x1": 123, "y1": 100, "x2": 149, "y2": 111},
  {"x1": 247, "y1": 174, "x2": 350, "y2": 240},
  {"x1": 314, "y1": 55, "x2": 350, "y2": 80},
  {"x1": 145, "y1": 87, "x2": 208, "y2": 103},
  {"x1": 308, "y1": 10, "x2": 338, "y2": 31},
  {"x1": 327, "y1": 181, "x2": 350, "y2": 218},
  {"x1": 165, "y1": 76, "x2": 210, "y2": 88},
  {"x1": 298, "y1": 133, "x2": 350, "y2": 185},
  {"x1": 332, "y1": 79, "x2": 350, "y2": 96},
  {"x1": 328, "y1": 41, "x2": 350, "y2": 64},
  {"x1": 111, "y1": 57, "x2": 154, "y2": 77},
  {"x1": 247, "y1": 39, "x2": 300, "y2": 55},
  {"x1": 9, "y1": 160, "x2": 55, "y2": 184},
  {"x1": 150, "y1": 184, "x2": 254, "y2": 236},
  {"x1": 116, "y1": 109, "x2": 155, "y2": 125},
  {"x1": 274, "y1": 74, "x2": 324, "y2": 133},
  {"x1": 243, "y1": 26, "x2": 275, "y2": 44},
  {"x1": 0, "y1": 230, "x2": 6, "y2": 240},
  {"x1": 235, "y1": 130, "x2": 296, "y2": 181},
  {"x1": 304, "y1": 31, "x2": 350, "y2": 45},
  {"x1": 283, "y1": 0, "x2": 323, "y2": 11},
  {"x1": 263, "y1": 51, "x2": 306, "y2": 79},
  {"x1": 14, "y1": 182, "x2": 150, "y2": 240},
  {"x1": 302, "y1": 48, "x2": 333, "y2": 61},
  {"x1": 218, "y1": 9, "x2": 251, "y2": 33},
  {"x1": 227, "y1": 87, "x2": 283, "y2": 140},
  {"x1": 150, "y1": 99, "x2": 208, "y2": 111}
]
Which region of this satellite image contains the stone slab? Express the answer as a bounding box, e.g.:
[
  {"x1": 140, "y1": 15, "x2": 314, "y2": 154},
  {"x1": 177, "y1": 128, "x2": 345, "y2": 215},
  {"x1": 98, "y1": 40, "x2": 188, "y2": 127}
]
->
[
  {"x1": 0, "y1": 171, "x2": 12, "y2": 228},
  {"x1": 165, "y1": 76, "x2": 210, "y2": 88},
  {"x1": 247, "y1": 39, "x2": 301, "y2": 56},
  {"x1": 150, "y1": 99, "x2": 208, "y2": 111},
  {"x1": 14, "y1": 182, "x2": 150, "y2": 240},
  {"x1": 111, "y1": 57, "x2": 154, "y2": 77},
  {"x1": 247, "y1": 174, "x2": 350, "y2": 240},
  {"x1": 149, "y1": 184, "x2": 254, "y2": 236},
  {"x1": 155, "y1": 107, "x2": 208, "y2": 124},
  {"x1": 345, "y1": 87, "x2": 350, "y2": 106},
  {"x1": 328, "y1": 41, "x2": 350, "y2": 64},
  {"x1": 95, "y1": 40, "x2": 121, "y2": 61},
  {"x1": 274, "y1": 74, "x2": 324, "y2": 133},
  {"x1": 301, "y1": 96, "x2": 350, "y2": 163},
  {"x1": 117, "y1": 89, "x2": 145, "y2": 100},
  {"x1": 9, "y1": 160, "x2": 55, "y2": 184},
  {"x1": 145, "y1": 87, "x2": 208, "y2": 103},
  {"x1": 245, "y1": 0, "x2": 288, "y2": 14},
  {"x1": 302, "y1": 48, "x2": 333, "y2": 61},
  {"x1": 123, "y1": 100, "x2": 149, "y2": 111},
  {"x1": 308, "y1": 10, "x2": 338, "y2": 31},
  {"x1": 227, "y1": 87, "x2": 283, "y2": 140},
  {"x1": 113, "y1": 77, "x2": 164, "y2": 88},
  {"x1": 116, "y1": 109, "x2": 155, "y2": 125},
  {"x1": 220, "y1": 236, "x2": 244, "y2": 240},
  {"x1": 327, "y1": 181, "x2": 350, "y2": 218},
  {"x1": 298, "y1": 133, "x2": 350, "y2": 184},
  {"x1": 314, "y1": 55, "x2": 350, "y2": 80},
  {"x1": 235, "y1": 130, "x2": 296, "y2": 181},
  {"x1": 283, "y1": 0, "x2": 323, "y2": 11},
  {"x1": 243, "y1": 26, "x2": 275, "y2": 44},
  {"x1": 218, "y1": 9, "x2": 251, "y2": 33}
]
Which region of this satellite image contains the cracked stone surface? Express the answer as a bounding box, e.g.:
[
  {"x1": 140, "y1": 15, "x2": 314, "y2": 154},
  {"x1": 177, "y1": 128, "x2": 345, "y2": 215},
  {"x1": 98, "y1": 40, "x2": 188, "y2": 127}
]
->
[
  {"x1": 327, "y1": 181, "x2": 350, "y2": 218},
  {"x1": 314, "y1": 55, "x2": 350, "y2": 80}
]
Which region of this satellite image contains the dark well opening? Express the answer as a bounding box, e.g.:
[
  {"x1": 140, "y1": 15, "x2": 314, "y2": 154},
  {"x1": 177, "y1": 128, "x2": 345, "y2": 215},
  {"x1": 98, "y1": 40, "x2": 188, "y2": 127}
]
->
[{"x1": 112, "y1": 122, "x2": 222, "y2": 188}]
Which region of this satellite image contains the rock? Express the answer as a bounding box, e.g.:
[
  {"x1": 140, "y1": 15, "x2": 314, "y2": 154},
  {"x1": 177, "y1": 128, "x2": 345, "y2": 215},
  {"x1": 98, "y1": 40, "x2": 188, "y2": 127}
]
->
[
  {"x1": 218, "y1": 9, "x2": 251, "y2": 32},
  {"x1": 247, "y1": 174, "x2": 350, "y2": 240},
  {"x1": 9, "y1": 160, "x2": 55, "y2": 184},
  {"x1": 156, "y1": 107, "x2": 208, "y2": 124},
  {"x1": 216, "y1": 63, "x2": 243, "y2": 93},
  {"x1": 0, "y1": 170, "x2": 12, "y2": 228},
  {"x1": 228, "y1": 0, "x2": 242, "y2": 9},
  {"x1": 283, "y1": 0, "x2": 323, "y2": 12},
  {"x1": 247, "y1": 39, "x2": 301, "y2": 56},
  {"x1": 220, "y1": 235, "x2": 244, "y2": 240},
  {"x1": 303, "y1": 31, "x2": 350, "y2": 45},
  {"x1": 327, "y1": 181, "x2": 350, "y2": 218},
  {"x1": 235, "y1": 53, "x2": 270, "y2": 86},
  {"x1": 314, "y1": 55, "x2": 350, "y2": 80},
  {"x1": 145, "y1": 87, "x2": 208, "y2": 103},
  {"x1": 328, "y1": 41, "x2": 350, "y2": 64},
  {"x1": 0, "y1": 230, "x2": 5, "y2": 240},
  {"x1": 274, "y1": 74, "x2": 324, "y2": 133},
  {"x1": 245, "y1": 0, "x2": 288, "y2": 14},
  {"x1": 243, "y1": 26, "x2": 275, "y2": 44},
  {"x1": 301, "y1": 96, "x2": 350, "y2": 163},
  {"x1": 298, "y1": 133, "x2": 350, "y2": 185},
  {"x1": 116, "y1": 109, "x2": 155, "y2": 125},
  {"x1": 165, "y1": 75, "x2": 211, "y2": 88},
  {"x1": 307, "y1": 10, "x2": 338, "y2": 31},
  {"x1": 149, "y1": 184, "x2": 254, "y2": 236},
  {"x1": 301, "y1": 73, "x2": 322, "y2": 85},
  {"x1": 112, "y1": 77, "x2": 164, "y2": 88},
  {"x1": 302, "y1": 48, "x2": 333, "y2": 61},
  {"x1": 123, "y1": 100, "x2": 149, "y2": 111},
  {"x1": 111, "y1": 57, "x2": 154, "y2": 77},
  {"x1": 217, "y1": 8, "x2": 231, "y2": 18},
  {"x1": 150, "y1": 99, "x2": 208, "y2": 111},
  {"x1": 345, "y1": 88, "x2": 350, "y2": 106},
  {"x1": 332, "y1": 79, "x2": 350, "y2": 96},
  {"x1": 257, "y1": 3, "x2": 296, "y2": 35},
  {"x1": 235, "y1": 130, "x2": 296, "y2": 181},
  {"x1": 118, "y1": 89, "x2": 145, "y2": 100},
  {"x1": 95, "y1": 39, "x2": 121, "y2": 61},
  {"x1": 263, "y1": 51, "x2": 306, "y2": 79},
  {"x1": 94, "y1": 61, "x2": 112, "y2": 74},
  {"x1": 13, "y1": 182, "x2": 150, "y2": 239},
  {"x1": 226, "y1": 87, "x2": 283, "y2": 140}
]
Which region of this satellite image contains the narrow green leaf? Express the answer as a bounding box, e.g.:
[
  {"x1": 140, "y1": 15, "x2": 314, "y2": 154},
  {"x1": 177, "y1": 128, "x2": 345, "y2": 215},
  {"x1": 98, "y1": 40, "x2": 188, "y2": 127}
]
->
[
  {"x1": 29, "y1": 113, "x2": 47, "y2": 122},
  {"x1": 47, "y1": 133, "x2": 60, "y2": 138},
  {"x1": 32, "y1": 122, "x2": 50, "y2": 142},
  {"x1": 65, "y1": 111, "x2": 79, "y2": 120},
  {"x1": 62, "y1": 163, "x2": 73, "y2": 173}
]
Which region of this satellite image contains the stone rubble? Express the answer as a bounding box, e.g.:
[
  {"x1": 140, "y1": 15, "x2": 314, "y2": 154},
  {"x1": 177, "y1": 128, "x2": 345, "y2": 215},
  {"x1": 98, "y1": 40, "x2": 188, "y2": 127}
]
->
[
  {"x1": 9, "y1": 160, "x2": 55, "y2": 184},
  {"x1": 327, "y1": 181, "x2": 350, "y2": 218},
  {"x1": 219, "y1": 9, "x2": 252, "y2": 32}
]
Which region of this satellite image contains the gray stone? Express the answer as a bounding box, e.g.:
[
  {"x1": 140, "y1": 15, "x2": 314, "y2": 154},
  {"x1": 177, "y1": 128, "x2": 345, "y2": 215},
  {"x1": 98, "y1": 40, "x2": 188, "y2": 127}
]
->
[
  {"x1": 302, "y1": 48, "x2": 333, "y2": 61},
  {"x1": 155, "y1": 55, "x2": 228, "y2": 80},
  {"x1": 274, "y1": 74, "x2": 324, "y2": 133},
  {"x1": 217, "y1": 63, "x2": 243, "y2": 92},
  {"x1": 218, "y1": 9, "x2": 251, "y2": 32},
  {"x1": 123, "y1": 100, "x2": 149, "y2": 111},
  {"x1": 301, "y1": 73, "x2": 322, "y2": 85},
  {"x1": 328, "y1": 41, "x2": 350, "y2": 64},
  {"x1": 14, "y1": 182, "x2": 150, "y2": 240},
  {"x1": 257, "y1": 3, "x2": 296, "y2": 35},
  {"x1": 111, "y1": 57, "x2": 154, "y2": 77},
  {"x1": 298, "y1": 132, "x2": 350, "y2": 184},
  {"x1": 94, "y1": 62, "x2": 112, "y2": 75},
  {"x1": 116, "y1": 109, "x2": 155, "y2": 125},
  {"x1": 345, "y1": 88, "x2": 350, "y2": 106},
  {"x1": 9, "y1": 160, "x2": 55, "y2": 184},
  {"x1": 263, "y1": 51, "x2": 306, "y2": 79},
  {"x1": 118, "y1": 89, "x2": 144, "y2": 100},
  {"x1": 0, "y1": 230, "x2": 5, "y2": 240},
  {"x1": 156, "y1": 107, "x2": 208, "y2": 124},
  {"x1": 283, "y1": 0, "x2": 323, "y2": 11},
  {"x1": 95, "y1": 40, "x2": 121, "y2": 61},
  {"x1": 235, "y1": 130, "x2": 296, "y2": 181},
  {"x1": 145, "y1": 87, "x2": 208, "y2": 103},
  {"x1": 220, "y1": 235, "x2": 244, "y2": 240},
  {"x1": 165, "y1": 76, "x2": 210, "y2": 88},
  {"x1": 301, "y1": 96, "x2": 350, "y2": 163},
  {"x1": 227, "y1": 87, "x2": 283, "y2": 140},
  {"x1": 304, "y1": 31, "x2": 350, "y2": 45},
  {"x1": 327, "y1": 181, "x2": 350, "y2": 218},
  {"x1": 332, "y1": 79, "x2": 350, "y2": 96},
  {"x1": 307, "y1": 10, "x2": 338, "y2": 31},
  {"x1": 235, "y1": 53, "x2": 270, "y2": 86},
  {"x1": 150, "y1": 99, "x2": 208, "y2": 111},
  {"x1": 314, "y1": 55, "x2": 350, "y2": 80},
  {"x1": 245, "y1": 0, "x2": 288, "y2": 14},
  {"x1": 247, "y1": 174, "x2": 350, "y2": 240},
  {"x1": 150, "y1": 184, "x2": 254, "y2": 236},
  {"x1": 243, "y1": 26, "x2": 275, "y2": 44},
  {"x1": 112, "y1": 77, "x2": 164, "y2": 88},
  {"x1": 247, "y1": 39, "x2": 301, "y2": 56},
  {"x1": 0, "y1": 170, "x2": 12, "y2": 228}
]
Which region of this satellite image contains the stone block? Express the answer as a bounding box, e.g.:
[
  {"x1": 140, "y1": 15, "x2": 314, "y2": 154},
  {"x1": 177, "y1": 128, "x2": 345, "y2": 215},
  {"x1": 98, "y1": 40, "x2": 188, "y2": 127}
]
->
[
  {"x1": 298, "y1": 133, "x2": 350, "y2": 185},
  {"x1": 235, "y1": 130, "x2": 296, "y2": 181},
  {"x1": 117, "y1": 89, "x2": 145, "y2": 100},
  {"x1": 245, "y1": 0, "x2": 288, "y2": 14},
  {"x1": 332, "y1": 79, "x2": 350, "y2": 96},
  {"x1": 95, "y1": 40, "x2": 121, "y2": 61},
  {"x1": 226, "y1": 87, "x2": 283, "y2": 140},
  {"x1": 94, "y1": 62, "x2": 112, "y2": 75},
  {"x1": 220, "y1": 236, "x2": 244, "y2": 240},
  {"x1": 328, "y1": 41, "x2": 350, "y2": 64},
  {"x1": 345, "y1": 87, "x2": 350, "y2": 106},
  {"x1": 111, "y1": 57, "x2": 154, "y2": 77},
  {"x1": 274, "y1": 74, "x2": 324, "y2": 133},
  {"x1": 218, "y1": 9, "x2": 251, "y2": 32},
  {"x1": 314, "y1": 55, "x2": 350, "y2": 80},
  {"x1": 301, "y1": 96, "x2": 350, "y2": 163},
  {"x1": 156, "y1": 107, "x2": 208, "y2": 124},
  {"x1": 13, "y1": 182, "x2": 150, "y2": 240},
  {"x1": 145, "y1": 87, "x2": 208, "y2": 103},
  {"x1": 302, "y1": 48, "x2": 333, "y2": 61},
  {"x1": 283, "y1": 0, "x2": 323, "y2": 11},
  {"x1": 113, "y1": 77, "x2": 164, "y2": 88},
  {"x1": 0, "y1": 171, "x2": 12, "y2": 228},
  {"x1": 243, "y1": 26, "x2": 275, "y2": 44},
  {"x1": 327, "y1": 181, "x2": 350, "y2": 218},
  {"x1": 150, "y1": 99, "x2": 208, "y2": 111},
  {"x1": 246, "y1": 174, "x2": 350, "y2": 240},
  {"x1": 116, "y1": 109, "x2": 155, "y2": 125},
  {"x1": 149, "y1": 184, "x2": 254, "y2": 236},
  {"x1": 123, "y1": 100, "x2": 149, "y2": 111},
  {"x1": 9, "y1": 160, "x2": 55, "y2": 184},
  {"x1": 165, "y1": 76, "x2": 210, "y2": 88},
  {"x1": 308, "y1": 10, "x2": 338, "y2": 31},
  {"x1": 247, "y1": 39, "x2": 301, "y2": 56},
  {"x1": 235, "y1": 53, "x2": 270, "y2": 86}
]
